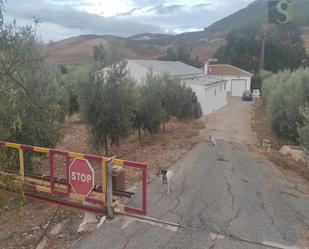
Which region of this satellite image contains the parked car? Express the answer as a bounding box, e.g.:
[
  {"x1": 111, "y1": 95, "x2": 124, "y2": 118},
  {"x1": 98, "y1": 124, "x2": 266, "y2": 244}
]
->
[
  {"x1": 253, "y1": 89, "x2": 260, "y2": 98},
  {"x1": 242, "y1": 90, "x2": 253, "y2": 101}
]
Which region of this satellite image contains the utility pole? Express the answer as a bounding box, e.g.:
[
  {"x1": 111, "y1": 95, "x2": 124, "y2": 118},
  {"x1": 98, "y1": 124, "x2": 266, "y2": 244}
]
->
[{"x1": 259, "y1": 31, "x2": 266, "y2": 74}]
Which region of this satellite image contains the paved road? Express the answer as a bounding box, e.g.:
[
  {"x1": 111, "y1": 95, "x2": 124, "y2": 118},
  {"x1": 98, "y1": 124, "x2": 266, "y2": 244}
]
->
[
  {"x1": 75, "y1": 100, "x2": 309, "y2": 249},
  {"x1": 206, "y1": 97, "x2": 257, "y2": 144}
]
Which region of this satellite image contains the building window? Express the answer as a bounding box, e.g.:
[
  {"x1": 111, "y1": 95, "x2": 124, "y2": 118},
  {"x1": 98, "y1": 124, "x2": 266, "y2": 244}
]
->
[
  {"x1": 224, "y1": 83, "x2": 227, "y2": 90},
  {"x1": 220, "y1": 84, "x2": 222, "y2": 91},
  {"x1": 214, "y1": 89, "x2": 217, "y2": 96}
]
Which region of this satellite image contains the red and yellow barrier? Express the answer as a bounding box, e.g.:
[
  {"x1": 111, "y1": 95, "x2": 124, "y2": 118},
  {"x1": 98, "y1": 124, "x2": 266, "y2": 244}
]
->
[{"x1": 0, "y1": 141, "x2": 147, "y2": 215}]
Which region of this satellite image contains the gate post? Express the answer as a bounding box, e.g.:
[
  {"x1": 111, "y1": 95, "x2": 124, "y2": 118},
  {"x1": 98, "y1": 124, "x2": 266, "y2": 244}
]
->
[{"x1": 106, "y1": 159, "x2": 114, "y2": 219}]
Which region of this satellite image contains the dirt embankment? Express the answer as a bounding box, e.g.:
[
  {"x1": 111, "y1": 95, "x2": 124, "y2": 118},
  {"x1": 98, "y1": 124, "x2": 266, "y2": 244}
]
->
[{"x1": 251, "y1": 98, "x2": 309, "y2": 182}]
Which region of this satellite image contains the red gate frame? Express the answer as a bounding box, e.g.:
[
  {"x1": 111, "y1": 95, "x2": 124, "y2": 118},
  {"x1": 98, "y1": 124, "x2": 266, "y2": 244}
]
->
[
  {"x1": 0, "y1": 141, "x2": 147, "y2": 216},
  {"x1": 122, "y1": 160, "x2": 147, "y2": 215}
]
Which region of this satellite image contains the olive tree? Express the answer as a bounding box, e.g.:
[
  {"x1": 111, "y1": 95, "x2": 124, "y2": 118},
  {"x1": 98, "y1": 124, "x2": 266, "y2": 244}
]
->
[
  {"x1": 136, "y1": 73, "x2": 165, "y2": 136},
  {"x1": 0, "y1": 2, "x2": 62, "y2": 158},
  {"x1": 134, "y1": 73, "x2": 202, "y2": 140},
  {"x1": 0, "y1": 1, "x2": 63, "y2": 214},
  {"x1": 79, "y1": 61, "x2": 137, "y2": 156},
  {"x1": 262, "y1": 68, "x2": 309, "y2": 144}
]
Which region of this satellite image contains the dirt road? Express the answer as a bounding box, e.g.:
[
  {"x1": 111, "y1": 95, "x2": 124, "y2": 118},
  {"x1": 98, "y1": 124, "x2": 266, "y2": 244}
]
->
[{"x1": 74, "y1": 99, "x2": 309, "y2": 249}]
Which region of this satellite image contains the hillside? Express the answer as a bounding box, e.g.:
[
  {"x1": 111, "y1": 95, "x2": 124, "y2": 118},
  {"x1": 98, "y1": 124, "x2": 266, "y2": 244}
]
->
[
  {"x1": 206, "y1": 0, "x2": 268, "y2": 33},
  {"x1": 206, "y1": 0, "x2": 309, "y2": 33},
  {"x1": 46, "y1": 34, "x2": 164, "y2": 64},
  {"x1": 46, "y1": 0, "x2": 309, "y2": 64},
  {"x1": 46, "y1": 29, "x2": 227, "y2": 64}
]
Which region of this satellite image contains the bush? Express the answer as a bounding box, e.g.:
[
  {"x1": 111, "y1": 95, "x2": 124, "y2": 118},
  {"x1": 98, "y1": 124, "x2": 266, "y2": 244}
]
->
[
  {"x1": 135, "y1": 73, "x2": 165, "y2": 135},
  {"x1": 134, "y1": 73, "x2": 202, "y2": 138},
  {"x1": 298, "y1": 108, "x2": 309, "y2": 150},
  {"x1": 79, "y1": 61, "x2": 137, "y2": 155},
  {"x1": 0, "y1": 4, "x2": 62, "y2": 160},
  {"x1": 262, "y1": 68, "x2": 309, "y2": 147}
]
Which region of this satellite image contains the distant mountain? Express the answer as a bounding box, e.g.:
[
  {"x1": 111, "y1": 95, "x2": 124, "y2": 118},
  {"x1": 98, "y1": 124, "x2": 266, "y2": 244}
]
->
[
  {"x1": 206, "y1": 0, "x2": 309, "y2": 33},
  {"x1": 129, "y1": 33, "x2": 174, "y2": 41},
  {"x1": 46, "y1": 0, "x2": 309, "y2": 64},
  {"x1": 46, "y1": 34, "x2": 163, "y2": 64},
  {"x1": 46, "y1": 31, "x2": 226, "y2": 64},
  {"x1": 206, "y1": 0, "x2": 267, "y2": 33}
]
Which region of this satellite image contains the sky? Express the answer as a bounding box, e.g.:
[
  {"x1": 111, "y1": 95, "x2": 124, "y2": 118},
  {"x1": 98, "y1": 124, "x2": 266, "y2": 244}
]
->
[{"x1": 3, "y1": 0, "x2": 254, "y2": 42}]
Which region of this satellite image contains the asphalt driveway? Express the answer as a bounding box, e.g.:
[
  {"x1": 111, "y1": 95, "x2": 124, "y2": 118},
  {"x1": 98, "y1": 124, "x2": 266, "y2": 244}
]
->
[
  {"x1": 206, "y1": 97, "x2": 257, "y2": 144},
  {"x1": 74, "y1": 99, "x2": 309, "y2": 249}
]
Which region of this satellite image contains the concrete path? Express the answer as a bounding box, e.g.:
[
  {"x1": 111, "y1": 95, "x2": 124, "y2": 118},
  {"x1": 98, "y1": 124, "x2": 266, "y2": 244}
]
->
[{"x1": 74, "y1": 99, "x2": 309, "y2": 249}]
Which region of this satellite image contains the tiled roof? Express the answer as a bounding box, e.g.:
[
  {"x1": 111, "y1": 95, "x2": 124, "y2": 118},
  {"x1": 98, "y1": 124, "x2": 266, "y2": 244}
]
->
[{"x1": 207, "y1": 64, "x2": 252, "y2": 77}]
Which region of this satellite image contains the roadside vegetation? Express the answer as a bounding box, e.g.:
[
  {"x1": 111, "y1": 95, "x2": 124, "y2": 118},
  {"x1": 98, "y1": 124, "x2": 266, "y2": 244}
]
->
[
  {"x1": 78, "y1": 52, "x2": 202, "y2": 155},
  {"x1": 0, "y1": 0, "x2": 62, "y2": 215},
  {"x1": 261, "y1": 68, "x2": 309, "y2": 150},
  {"x1": 215, "y1": 24, "x2": 308, "y2": 90},
  {"x1": 0, "y1": 0, "x2": 202, "y2": 213},
  {"x1": 214, "y1": 22, "x2": 309, "y2": 150}
]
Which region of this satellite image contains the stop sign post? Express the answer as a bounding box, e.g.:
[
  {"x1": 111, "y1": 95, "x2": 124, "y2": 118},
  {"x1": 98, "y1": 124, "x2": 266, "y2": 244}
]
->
[{"x1": 69, "y1": 158, "x2": 94, "y2": 196}]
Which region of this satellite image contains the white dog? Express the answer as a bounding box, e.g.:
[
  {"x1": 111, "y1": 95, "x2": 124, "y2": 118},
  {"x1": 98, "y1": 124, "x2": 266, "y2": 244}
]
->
[{"x1": 160, "y1": 169, "x2": 175, "y2": 194}]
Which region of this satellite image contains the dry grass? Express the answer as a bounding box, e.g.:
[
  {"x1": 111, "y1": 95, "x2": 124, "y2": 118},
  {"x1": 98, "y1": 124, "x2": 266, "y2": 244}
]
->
[
  {"x1": 252, "y1": 99, "x2": 309, "y2": 182},
  {"x1": 0, "y1": 200, "x2": 82, "y2": 249},
  {"x1": 251, "y1": 99, "x2": 292, "y2": 150},
  {"x1": 1, "y1": 116, "x2": 205, "y2": 249}
]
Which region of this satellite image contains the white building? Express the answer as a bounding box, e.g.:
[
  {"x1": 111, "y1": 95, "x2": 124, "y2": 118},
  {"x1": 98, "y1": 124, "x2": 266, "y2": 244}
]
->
[
  {"x1": 126, "y1": 59, "x2": 227, "y2": 116},
  {"x1": 204, "y1": 64, "x2": 252, "y2": 97}
]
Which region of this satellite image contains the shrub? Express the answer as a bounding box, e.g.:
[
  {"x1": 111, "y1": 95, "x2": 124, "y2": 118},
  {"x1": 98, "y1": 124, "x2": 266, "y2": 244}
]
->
[
  {"x1": 79, "y1": 61, "x2": 138, "y2": 155},
  {"x1": 262, "y1": 68, "x2": 309, "y2": 144},
  {"x1": 298, "y1": 107, "x2": 309, "y2": 150}
]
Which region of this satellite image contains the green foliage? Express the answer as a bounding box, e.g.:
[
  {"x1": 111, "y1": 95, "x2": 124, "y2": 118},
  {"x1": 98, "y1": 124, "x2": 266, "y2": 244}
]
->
[
  {"x1": 0, "y1": 7, "x2": 63, "y2": 152},
  {"x1": 76, "y1": 45, "x2": 203, "y2": 149},
  {"x1": 93, "y1": 43, "x2": 122, "y2": 69},
  {"x1": 0, "y1": 1, "x2": 62, "y2": 213},
  {"x1": 215, "y1": 24, "x2": 308, "y2": 74},
  {"x1": 262, "y1": 68, "x2": 309, "y2": 147},
  {"x1": 0, "y1": 173, "x2": 25, "y2": 219},
  {"x1": 55, "y1": 64, "x2": 92, "y2": 116},
  {"x1": 215, "y1": 26, "x2": 261, "y2": 73},
  {"x1": 298, "y1": 107, "x2": 309, "y2": 150},
  {"x1": 158, "y1": 47, "x2": 202, "y2": 68},
  {"x1": 180, "y1": 87, "x2": 202, "y2": 120},
  {"x1": 79, "y1": 61, "x2": 137, "y2": 155},
  {"x1": 135, "y1": 73, "x2": 202, "y2": 137},
  {"x1": 0, "y1": 0, "x2": 70, "y2": 190},
  {"x1": 251, "y1": 74, "x2": 262, "y2": 91},
  {"x1": 136, "y1": 73, "x2": 165, "y2": 134}
]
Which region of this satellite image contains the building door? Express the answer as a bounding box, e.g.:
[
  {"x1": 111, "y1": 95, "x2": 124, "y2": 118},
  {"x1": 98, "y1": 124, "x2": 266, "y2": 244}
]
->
[{"x1": 231, "y1": 79, "x2": 247, "y2": 96}]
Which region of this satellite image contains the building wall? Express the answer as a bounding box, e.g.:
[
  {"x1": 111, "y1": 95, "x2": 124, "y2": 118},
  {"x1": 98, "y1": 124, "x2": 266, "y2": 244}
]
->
[
  {"x1": 126, "y1": 61, "x2": 228, "y2": 116},
  {"x1": 204, "y1": 82, "x2": 228, "y2": 114},
  {"x1": 184, "y1": 79, "x2": 227, "y2": 116},
  {"x1": 212, "y1": 75, "x2": 251, "y2": 96}
]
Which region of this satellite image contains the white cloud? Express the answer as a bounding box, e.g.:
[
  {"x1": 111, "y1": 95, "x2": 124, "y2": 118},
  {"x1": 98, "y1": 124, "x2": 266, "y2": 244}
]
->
[
  {"x1": 4, "y1": 0, "x2": 254, "y2": 41},
  {"x1": 75, "y1": 0, "x2": 136, "y2": 16}
]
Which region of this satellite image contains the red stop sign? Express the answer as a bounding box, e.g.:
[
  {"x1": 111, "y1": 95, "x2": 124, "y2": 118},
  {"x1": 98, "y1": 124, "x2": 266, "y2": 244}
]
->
[{"x1": 69, "y1": 159, "x2": 94, "y2": 196}]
